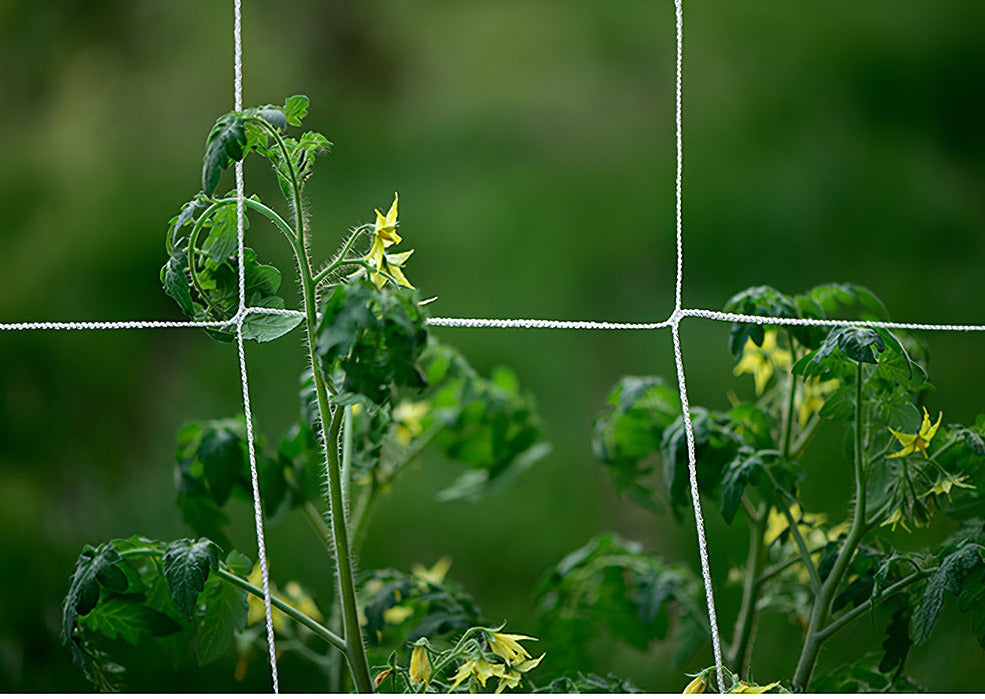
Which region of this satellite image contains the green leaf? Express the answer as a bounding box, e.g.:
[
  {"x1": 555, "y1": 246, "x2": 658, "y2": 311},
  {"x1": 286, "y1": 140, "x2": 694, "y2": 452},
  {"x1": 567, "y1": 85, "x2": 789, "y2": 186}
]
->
[
  {"x1": 315, "y1": 281, "x2": 429, "y2": 406},
  {"x1": 719, "y1": 447, "x2": 764, "y2": 524},
  {"x1": 722, "y1": 285, "x2": 799, "y2": 358},
  {"x1": 879, "y1": 606, "x2": 911, "y2": 676},
  {"x1": 225, "y1": 550, "x2": 253, "y2": 577},
  {"x1": 834, "y1": 326, "x2": 885, "y2": 364},
  {"x1": 201, "y1": 203, "x2": 241, "y2": 264},
  {"x1": 79, "y1": 595, "x2": 182, "y2": 646},
  {"x1": 162, "y1": 538, "x2": 221, "y2": 617},
  {"x1": 661, "y1": 408, "x2": 740, "y2": 518},
  {"x1": 536, "y1": 534, "x2": 706, "y2": 661},
  {"x1": 62, "y1": 544, "x2": 127, "y2": 643},
  {"x1": 913, "y1": 542, "x2": 985, "y2": 644},
  {"x1": 251, "y1": 106, "x2": 287, "y2": 131},
  {"x1": 240, "y1": 304, "x2": 303, "y2": 343},
  {"x1": 284, "y1": 95, "x2": 310, "y2": 126},
  {"x1": 202, "y1": 112, "x2": 247, "y2": 195},
  {"x1": 195, "y1": 574, "x2": 248, "y2": 665},
  {"x1": 161, "y1": 250, "x2": 194, "y2": 316}
]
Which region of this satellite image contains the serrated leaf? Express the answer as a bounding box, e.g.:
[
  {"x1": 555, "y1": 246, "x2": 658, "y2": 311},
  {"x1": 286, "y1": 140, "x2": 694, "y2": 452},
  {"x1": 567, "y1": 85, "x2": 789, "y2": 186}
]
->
[
  {"x1": 162, "y1": 539, "x2": 220, "y2": 617},
  {"x1": 722, "y1": 285, "x2": 799, "y2": 358},
  {"x1": 835, "y1": 327, "x2": 885, "y2": 364},
  {"x1": 201, "y1": 204, "x2": 241, "y2": 264},
  {"x1": 80, "y1": 595, "x2": 182, "y2": 646},
  {"x1": 62, "y1": 544, "x2": 126, "y2": 643},
  {"x1": 719, "y1": 448, "x2": 764, "y2": 524},
  {"x1": 161, "y1": 250, "x2": 194, "y2": 316},
  {"x1": 283, "y1": 95, "x2": 309, "y2": 126},
  {"x1": 914, "y1": 542, "x2": 984, "y2": 644},
  {"x1": 196, "y1": 574, "x2": 248, "y2": 665},
  {"x1": 202, "y1": 112, "x2": 247, "y2": 195}
]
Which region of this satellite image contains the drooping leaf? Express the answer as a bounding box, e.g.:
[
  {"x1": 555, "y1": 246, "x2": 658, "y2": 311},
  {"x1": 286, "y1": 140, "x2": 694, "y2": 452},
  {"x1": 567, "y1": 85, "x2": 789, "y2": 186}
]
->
[
  {"x1": 79, "y1": 595, "x2": 182, "y2": 646},
  {"x1": 162, "y1": 538, "x2": 221, "y2": 617},
  {"x1": 62, "y1": 544, "x2": 127, "y2": 643},
  {"x1": 161, "y1": 250, "x2": 194, "y2": 316},
  {"x1": 315, "y1": 281, "x2": 429, "y2": 406},
  {"x1": 202, "y1": 112, "x2": 247, "y2": 195},
  {"x1": 913, "y1": 542, "x2": 985, "y2": 644},
  {"x1": 722, "y1": 285, "x2": 799, "y2": 358},
  {"x1": 201, "y1": 203, "x2": 241, "y2": 264},
  {"x1": 195, "y1": 573, "x2": 248, "y2": 665},
  {"x1": 719, "y1": 447, "x2": 765, "y2": 524},
  {"x1": 592, "y1": 376, "x2": 681, "y2": 511}
]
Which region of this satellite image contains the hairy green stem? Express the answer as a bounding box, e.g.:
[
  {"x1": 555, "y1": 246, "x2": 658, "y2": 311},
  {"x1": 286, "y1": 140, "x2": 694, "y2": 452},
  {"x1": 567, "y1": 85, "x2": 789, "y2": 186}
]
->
[
  {"x1": 729, "y1": 503, "x2": 767, "y2": 674},
  {"x1": 254, "y1": 124, "x2": 372, "y2": 692},
  {"x1": 792, "y1": 360, "x2": 868, "y2": 691},
  {"x1": 816, "y1": 569, "x2": 931, "y2": 642},
  {"x1": 213, "y1": 567, "x2": 347, "y2": 654},
  {"x1": 117, "y1": 548, "x2": 347, "y2": 654},
  {"x1": 314, "y1": 225, "x2": 373, "y2": 287}
]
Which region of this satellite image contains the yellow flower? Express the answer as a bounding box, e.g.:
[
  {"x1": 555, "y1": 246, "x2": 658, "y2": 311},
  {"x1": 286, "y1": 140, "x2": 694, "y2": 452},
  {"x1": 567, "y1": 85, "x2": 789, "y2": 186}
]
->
[
  {"x1": 361, "y1": 192, "x2": 415, "y2": 288},
  {"x1": 797, "y1": 377, "x2": 839, "y2": 427},
  {"x1": 495, "y1": 668, "x2": 523, "y2": 694},
  {"x1": 512, "y1": 653, "x2": 545, "y2": 674},
  {"x1": 374, "y1": 192, "x2": 402, "y2": 245},
  {"x1": 411, "y1": 555, "x2": 452, "y2": 586},
  {"x1": 392, "y1": 399, "x2": 430, "y2": 444},
  {"x1": 283, "y1": 581, "x2": 323, "y2": 623},
  {"x1": 246, "y1": 565, "x2": 287, "y2": 632},
  {"x1": 683, "y1": 675, "x2": 707, "y2": 694},
  {"x1": 486, "y1": 631, "x2": 536, "y2": 664},
  {"x1": 409, "y1": 643, "x2": 431, "y2": 686},
  {"x1": 730, "y1": 680, "x2": 781, "y2": 693},
  {"x1": 763, "y1": 504, "x2": 826, "y2": 546},
  {"x1": 888, "y1": 407, "x2": 942, "y2": 458},
  {"x1": 733, "y1": 331, "x2": 792, "y2": 396},
  {"x1": 922, "y1": 473, "x2": 974, "y2": 502},
  {"x1": 382, "y1": 604, "x2": 414, "y2": 625},
  {"x1": 880, "y1": 508, "x2": 911, "y2": 533},
  {"x1": 450, "y1": 658, "x2": 505, "y2": 690}
]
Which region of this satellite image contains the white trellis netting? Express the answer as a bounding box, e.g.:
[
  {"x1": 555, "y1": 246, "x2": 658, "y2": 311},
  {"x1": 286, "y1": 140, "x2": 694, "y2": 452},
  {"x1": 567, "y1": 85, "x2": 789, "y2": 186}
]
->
[{"x1": 4, "y1": 0, "x2": 985, "y2": 693}]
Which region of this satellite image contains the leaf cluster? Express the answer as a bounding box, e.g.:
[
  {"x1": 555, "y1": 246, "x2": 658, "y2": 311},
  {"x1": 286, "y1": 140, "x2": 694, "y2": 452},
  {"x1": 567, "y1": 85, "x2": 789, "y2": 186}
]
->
[
  {"x1": 535, "y1": 533, "x2": 708, "y2": 671},
  {"x1": 62, "y1": 537, "x2": 251, "y2": 691}
]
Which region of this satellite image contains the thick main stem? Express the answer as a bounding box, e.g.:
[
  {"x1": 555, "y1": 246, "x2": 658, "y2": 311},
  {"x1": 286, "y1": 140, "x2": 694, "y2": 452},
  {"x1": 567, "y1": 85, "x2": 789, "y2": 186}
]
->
[
  {"x1": 299, "y1": 266, "x2": 373, "y2": 693},
  {"x1": 792, "y1": 361, "x2": 867, "y2": 691}
]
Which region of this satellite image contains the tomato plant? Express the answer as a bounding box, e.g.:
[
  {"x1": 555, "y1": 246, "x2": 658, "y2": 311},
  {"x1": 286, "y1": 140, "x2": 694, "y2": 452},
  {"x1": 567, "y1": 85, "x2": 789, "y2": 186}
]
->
[{"x1": 61, "y1": 100, "x2": 985, "y2": 693}]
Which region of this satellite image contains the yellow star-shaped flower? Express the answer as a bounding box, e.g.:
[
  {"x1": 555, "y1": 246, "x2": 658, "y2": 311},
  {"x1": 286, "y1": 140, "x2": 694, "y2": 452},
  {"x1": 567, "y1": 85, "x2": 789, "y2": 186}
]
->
[
  {"x1": 486, "y1": 631, "x2": 536, "y2": 665},
  {"x1": 887, "y1": 407, "x2": 942, "y2": 459},
  {"x1": 733, "y1": 330, "x2": 792, "y2": 396},
  {"x1": 373, "y1": 192, "x2": 401, "y2": 245},
  {"x1": 360, "y1": 193, "x2": 415, "y2": 289}
]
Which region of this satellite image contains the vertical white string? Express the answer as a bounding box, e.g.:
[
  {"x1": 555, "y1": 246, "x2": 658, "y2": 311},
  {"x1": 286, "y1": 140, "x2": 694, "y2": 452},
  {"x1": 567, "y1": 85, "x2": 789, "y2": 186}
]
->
[
  {"x1": 233, "y1": 0, "x2": 280, "y2": 691},
  {"x1": 670, "y1": 0, "x2": 726, "y2": 691},
  {"x1": 673, "y1": 0, "x2": 685, "y2": 313}
]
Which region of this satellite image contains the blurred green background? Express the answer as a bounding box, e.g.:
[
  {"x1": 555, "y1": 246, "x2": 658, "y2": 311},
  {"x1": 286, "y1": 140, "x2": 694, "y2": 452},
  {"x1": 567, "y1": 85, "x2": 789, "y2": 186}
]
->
[{"x1": 2, "y1": 0, "x2": 984, "y2": 691}]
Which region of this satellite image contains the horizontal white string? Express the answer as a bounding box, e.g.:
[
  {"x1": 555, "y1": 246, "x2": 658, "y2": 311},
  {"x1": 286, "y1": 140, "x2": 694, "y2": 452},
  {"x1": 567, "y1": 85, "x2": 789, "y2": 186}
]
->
[{"x1": 4, "y1": 306, "x2": 985, "y2": 333}]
